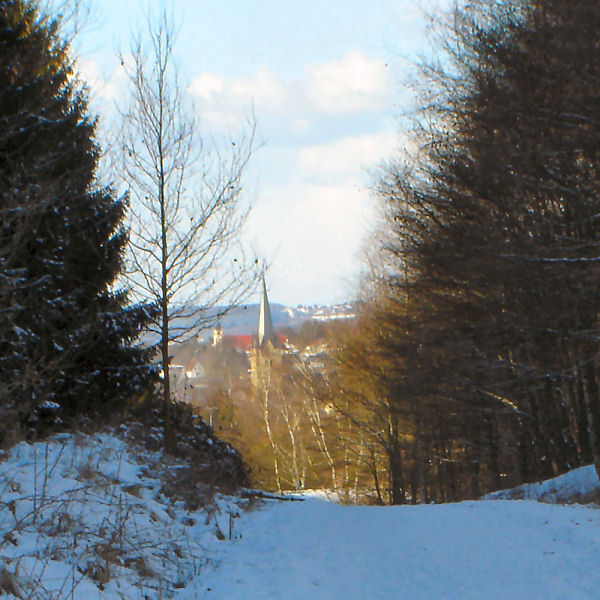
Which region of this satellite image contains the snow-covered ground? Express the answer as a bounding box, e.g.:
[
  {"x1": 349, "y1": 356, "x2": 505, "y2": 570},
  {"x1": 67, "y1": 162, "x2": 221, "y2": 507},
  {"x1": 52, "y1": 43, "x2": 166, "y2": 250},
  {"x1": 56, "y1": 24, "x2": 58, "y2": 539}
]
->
[
  {"x1": 484, "y1": 464, "x2": 600, "y2": 504},
  {"x1": 195, "y1": 497, "x2": 600, "y2": 600},
  {"x1": 2, "y1": 432, "x2": 600, "y2": 599},
  {"x1": 0, "y1": 432, "x2": 242, "y2": 599}
]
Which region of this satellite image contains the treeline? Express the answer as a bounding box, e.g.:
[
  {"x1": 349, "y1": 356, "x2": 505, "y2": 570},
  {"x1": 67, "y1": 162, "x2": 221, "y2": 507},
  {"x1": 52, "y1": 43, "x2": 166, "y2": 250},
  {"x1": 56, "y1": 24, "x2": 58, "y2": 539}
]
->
[
  {"x1": 332, "y1": 0, "x2": 600, "y2": 503},
  {"x1": 0, "y1": 0, "x2": 154, "y2": 444}
]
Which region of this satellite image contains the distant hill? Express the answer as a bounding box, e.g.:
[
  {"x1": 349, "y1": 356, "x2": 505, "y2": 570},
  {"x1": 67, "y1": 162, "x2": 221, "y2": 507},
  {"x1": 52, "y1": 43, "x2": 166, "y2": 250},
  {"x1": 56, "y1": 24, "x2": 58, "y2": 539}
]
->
[
  {"x1": 197, "y1": 302, "x2": 356, "y2": 342},
  {"x1": 141, "y1": 303, "x2": 356, "y2": 346}
]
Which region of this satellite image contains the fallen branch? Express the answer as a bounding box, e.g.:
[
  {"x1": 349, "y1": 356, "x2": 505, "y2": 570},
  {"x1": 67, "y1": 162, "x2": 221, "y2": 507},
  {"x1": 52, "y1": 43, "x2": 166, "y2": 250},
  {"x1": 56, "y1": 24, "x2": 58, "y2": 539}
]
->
[{"x1": 241, "y1": 489, "x2": 305, "y2": 502}]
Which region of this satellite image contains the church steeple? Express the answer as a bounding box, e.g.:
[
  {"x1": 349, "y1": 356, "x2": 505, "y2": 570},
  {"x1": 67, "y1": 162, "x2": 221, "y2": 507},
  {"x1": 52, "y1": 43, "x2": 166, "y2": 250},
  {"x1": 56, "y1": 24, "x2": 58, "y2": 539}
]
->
[
  {"x1": 251, "y1": 276, "x2": 285, "y2": 389},
  {"x1": 257, "y1": 276, "x2": 276, "y2": 347}
]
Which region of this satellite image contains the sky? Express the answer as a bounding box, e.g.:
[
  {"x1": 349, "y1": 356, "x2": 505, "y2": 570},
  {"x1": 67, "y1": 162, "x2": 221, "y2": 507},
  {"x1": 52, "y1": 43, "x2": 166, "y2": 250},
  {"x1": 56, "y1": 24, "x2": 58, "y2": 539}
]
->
[{"x1": 71, "y1": 0, "x2": 451, "y2": 306}]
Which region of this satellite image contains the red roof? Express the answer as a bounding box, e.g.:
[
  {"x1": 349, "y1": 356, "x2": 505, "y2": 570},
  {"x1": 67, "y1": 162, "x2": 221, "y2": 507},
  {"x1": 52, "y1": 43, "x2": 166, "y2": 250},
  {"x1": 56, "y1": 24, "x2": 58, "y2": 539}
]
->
[
  {"x1": 226, "y1": 334, "x2": 254, "y2": 352},
  {"x1": 223, "y1": 333, "x2": 288, "y2": 352}
]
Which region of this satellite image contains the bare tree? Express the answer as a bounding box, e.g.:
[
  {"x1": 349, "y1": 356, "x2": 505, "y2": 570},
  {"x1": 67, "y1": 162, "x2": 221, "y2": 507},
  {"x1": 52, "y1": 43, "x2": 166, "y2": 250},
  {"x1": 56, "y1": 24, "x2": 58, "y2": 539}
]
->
[{"x1": 119, "y1": 11, "x2": 259, "y2": 442}]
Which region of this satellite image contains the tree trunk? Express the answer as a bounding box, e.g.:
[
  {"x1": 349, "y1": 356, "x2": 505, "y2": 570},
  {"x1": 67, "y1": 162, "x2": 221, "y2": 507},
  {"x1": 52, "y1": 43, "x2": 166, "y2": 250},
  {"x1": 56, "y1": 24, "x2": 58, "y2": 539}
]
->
[
  {"x1": 260, "y1": 378, "x2": 282, "y2": 493},
  {"x1": 388, "y1": 441, "x2": 405, "y2": 505},
  {"x1": 159, "y1": 144, "x2": 173, "y2": 450},
  {"x1": 580, "y1": 363, "x2": 600, "y2": 481},
  {"x1": 486, "y1": 412, "x2": 501, "y2": 491},
  {"x1": 413, "y1": 398, "x2": 425, "y2": 504}
]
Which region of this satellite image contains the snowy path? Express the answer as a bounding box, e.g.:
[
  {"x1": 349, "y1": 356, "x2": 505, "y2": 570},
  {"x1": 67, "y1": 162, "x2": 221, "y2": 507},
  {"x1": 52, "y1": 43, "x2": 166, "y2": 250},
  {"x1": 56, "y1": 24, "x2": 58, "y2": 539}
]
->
[
  {"x1": 186, "y1": 498, "x2": 600, "y2": 600},
  {"x1": 3, "y1": 435, "x2": 599, "y2": 598}
]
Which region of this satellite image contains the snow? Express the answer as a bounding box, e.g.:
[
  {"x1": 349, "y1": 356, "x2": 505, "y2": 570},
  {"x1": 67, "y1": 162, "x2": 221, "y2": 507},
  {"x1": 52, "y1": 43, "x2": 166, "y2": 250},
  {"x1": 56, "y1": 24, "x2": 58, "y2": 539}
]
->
[
  {"x1": 0, "y1": 432, "x2": 243, "y2": 599},
  {"x1": 191, "y1": 497, "x2": 600, "y2": 600},
  {"x1": 311, "y1": 312, "x2": 355, "y2": 321},
  {"x1": 484, "y1": 465, "x2": 600, "y2": 503},
  {"x1": 2, "y1": 433, "x2": 600, "y2": 599},
  {"x1": 37, "y1": 400, "x2": 61, "y2": 412}
]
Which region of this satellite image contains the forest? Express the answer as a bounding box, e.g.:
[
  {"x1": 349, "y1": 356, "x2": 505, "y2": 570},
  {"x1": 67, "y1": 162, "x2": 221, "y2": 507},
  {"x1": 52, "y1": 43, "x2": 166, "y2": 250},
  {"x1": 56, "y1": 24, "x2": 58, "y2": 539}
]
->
[{"x1": 1, "y1": 0, "x2": 600, "y2": 508}]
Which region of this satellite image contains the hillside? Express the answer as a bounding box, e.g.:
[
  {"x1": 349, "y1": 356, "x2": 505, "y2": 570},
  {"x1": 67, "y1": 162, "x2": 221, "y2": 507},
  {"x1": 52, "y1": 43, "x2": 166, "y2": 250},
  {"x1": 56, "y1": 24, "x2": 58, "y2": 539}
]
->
[
  {"x1": 1, "y1": 431, "x2": 600, "y2": 599},
  {"x1": 0, "y1": 427, "x2": 246, "y2": 599},
  {"x1": 196, "y1": 302, "x2": 355, "y2": 340}
]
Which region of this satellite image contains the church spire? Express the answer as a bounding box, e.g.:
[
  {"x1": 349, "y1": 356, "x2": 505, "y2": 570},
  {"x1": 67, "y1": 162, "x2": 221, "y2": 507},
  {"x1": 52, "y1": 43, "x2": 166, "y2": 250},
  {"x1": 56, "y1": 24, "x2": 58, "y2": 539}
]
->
[{"x1": 257, "y1": 275, "x2": 275, "y2": 347}]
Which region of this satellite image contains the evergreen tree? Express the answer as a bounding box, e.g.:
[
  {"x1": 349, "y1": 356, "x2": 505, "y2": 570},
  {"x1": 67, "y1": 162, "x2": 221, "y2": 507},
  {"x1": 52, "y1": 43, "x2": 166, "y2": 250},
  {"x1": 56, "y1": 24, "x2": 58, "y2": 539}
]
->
[
  {"x1": 365, "y1": 0, "x2": 600, "y2": 496},
  {"x1": 0, "y1": 0, "x2": 153, "y2": 434}
]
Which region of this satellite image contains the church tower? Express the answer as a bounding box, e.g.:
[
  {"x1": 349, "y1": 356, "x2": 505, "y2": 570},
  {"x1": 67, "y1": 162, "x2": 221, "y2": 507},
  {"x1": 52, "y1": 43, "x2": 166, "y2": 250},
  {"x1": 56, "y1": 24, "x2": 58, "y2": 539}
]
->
[
  {"x1": 257, "y1": 276, "x2": 277, "y2": 348},
  {"x1": 250, "y1": 276, "x2": 282, "y2": 387}
]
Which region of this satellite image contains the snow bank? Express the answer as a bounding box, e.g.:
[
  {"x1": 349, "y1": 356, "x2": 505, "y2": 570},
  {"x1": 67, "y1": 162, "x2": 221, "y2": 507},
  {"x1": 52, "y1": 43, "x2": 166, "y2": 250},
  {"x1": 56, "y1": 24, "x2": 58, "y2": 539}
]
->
[
  {"x1": 484, "y1": 464, "x2": 600, "y2": 503},
  {"x1": 0, "y1": 432, "x2": 243, "y2": 599}
]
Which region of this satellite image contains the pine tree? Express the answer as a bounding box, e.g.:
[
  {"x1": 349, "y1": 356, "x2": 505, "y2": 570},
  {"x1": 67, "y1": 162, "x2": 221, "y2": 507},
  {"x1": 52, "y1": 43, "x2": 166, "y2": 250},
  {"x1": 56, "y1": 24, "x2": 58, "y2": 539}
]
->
[{"x1": 0, "y1": 0, "x2": 153, "y2": 434}]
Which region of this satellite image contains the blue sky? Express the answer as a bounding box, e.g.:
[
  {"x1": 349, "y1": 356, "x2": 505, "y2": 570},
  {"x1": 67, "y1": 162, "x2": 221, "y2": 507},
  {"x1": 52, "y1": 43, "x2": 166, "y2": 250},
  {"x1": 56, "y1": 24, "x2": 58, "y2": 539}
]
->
[{"x1": 73, "y1": 0, "x2": 451, "y2": 306}]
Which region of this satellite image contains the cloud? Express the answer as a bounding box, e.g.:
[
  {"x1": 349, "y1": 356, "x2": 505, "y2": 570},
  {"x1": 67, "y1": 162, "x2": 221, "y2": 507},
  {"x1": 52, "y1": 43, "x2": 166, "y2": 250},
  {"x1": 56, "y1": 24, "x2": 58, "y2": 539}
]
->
[
  {"x1": 187, "y1": 51, "x2": 393, "y2": 133},
  {"x1": 242, "y1": 128, "x2": 402, "y2": 304},
  {"x1": 188, "y1": 68, "x2": 288, "y2": 130},
  {"x1": 188, "y1": 71, "x2": 226, "y2": 100},
  {"x1": 297, "y1": 131, "x2": 399, "y2": 183},
  {"x1": 76, "y1": 58, "x2": 126, "y2": 104},
  {"x1": 245, "y1": 180, "x2": 376, "y2": 305},
  {"x1": 304, "y1": 51, "x2": 392, "y2": 114},
  {"x1": 189, "y1": 68, "x2": 288, "y2": 109}
]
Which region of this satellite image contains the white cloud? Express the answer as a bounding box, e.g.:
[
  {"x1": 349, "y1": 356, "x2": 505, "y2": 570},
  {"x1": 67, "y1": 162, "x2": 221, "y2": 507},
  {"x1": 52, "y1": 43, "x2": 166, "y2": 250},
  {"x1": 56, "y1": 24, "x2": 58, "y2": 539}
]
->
[
  {"x1": 245, "y1": 180, "x2": 375, "y2": 305},
  {"x1": 189, "y1": 68, "x2": 287, "y2": 111},
  {"x1": 291, "y1": 117, "x2": 311, "y2": 133},
  {"x1": 76, "y1": 58, "x2": 128, "y2": 104},
  {"x1": 82, "y1": 50, "x2": 395, "y2": 140},
  {"x1": 231, "y1": 69, "x2": 288, "y2": 111},
  {"x1": 187, "y1": 51, "x2": 393, "y2": 133},
  {"x1": 188, "y1": 68, "x2": 288, "y2": 130},
  {"x1": 304, "y1": 51, "x2": 392, "y2": 114},
  {"x1": 242, "y1": 128, "x2": 402, "y2": 304},
  {"x1": 188, "y1": 71, "x2": 226, "y2": 100},
  {"x1": 298, "y1": 131, "x2": 398, "y2": 182},
  {"x1": 74, "y1": 56, "x2": 135, "y2": 127}
]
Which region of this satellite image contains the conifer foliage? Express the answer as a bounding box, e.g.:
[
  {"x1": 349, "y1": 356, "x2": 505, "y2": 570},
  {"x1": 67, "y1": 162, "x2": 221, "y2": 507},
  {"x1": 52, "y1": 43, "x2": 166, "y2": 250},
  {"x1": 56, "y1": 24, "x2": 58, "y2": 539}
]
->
[
  {"x1": 337, "y1": 0, "x2": 600, "y2": 502},
  {"x1": 0, "y1": 0, "x2": 153, "y2": 435}
]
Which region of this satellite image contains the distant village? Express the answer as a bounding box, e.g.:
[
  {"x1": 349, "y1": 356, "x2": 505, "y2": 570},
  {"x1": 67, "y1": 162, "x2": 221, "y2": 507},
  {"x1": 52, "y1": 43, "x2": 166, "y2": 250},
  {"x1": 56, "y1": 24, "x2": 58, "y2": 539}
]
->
[{"x1": 168, "y1": 279, "x2": 355, "y2": 411}]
